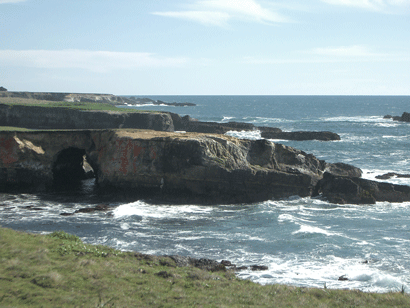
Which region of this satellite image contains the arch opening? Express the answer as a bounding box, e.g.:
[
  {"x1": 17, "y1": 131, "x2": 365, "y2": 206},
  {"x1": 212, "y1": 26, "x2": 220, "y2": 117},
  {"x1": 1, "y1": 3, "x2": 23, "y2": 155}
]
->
[{"x1": 52, "y1": 147, "x2": 96, "y2": 187}]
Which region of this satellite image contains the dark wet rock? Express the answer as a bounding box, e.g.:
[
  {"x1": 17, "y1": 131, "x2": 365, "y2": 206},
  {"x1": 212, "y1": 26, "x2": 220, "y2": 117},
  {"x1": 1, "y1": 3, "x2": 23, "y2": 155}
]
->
[
  {"x1": 257, "y1": 126, "x2": 283, "y2": 134},
  {"x1": 386, "y1": 112, "x2": 410, "y2": 123},
  {"x1": 74, "y1": 204, "x2": 109, "y2": 214},
  {"x1": 23, "y1": 205, "x2": 44, "y2": 211},
  {"x1": 376, "y1": 172, "x2": 410, "y2": 180},
  {"x1": 250, "y1": 265, "x2": 269, "y2": 271},
  {"x1": 261, "y1": 130, "x2": 340, "y2": 141},
  {"x1": 235, "y1": 266, "x2": 248, "y2": 271},
  {"x1": 314, "y1": 172, "x2": 410, "y2": 204},
  {"x1": 338, "y1": 275, "x2": 349, "y2": 281},
  {"x1": 60, "y1": 212, "x2": 74, "y2": 216}
]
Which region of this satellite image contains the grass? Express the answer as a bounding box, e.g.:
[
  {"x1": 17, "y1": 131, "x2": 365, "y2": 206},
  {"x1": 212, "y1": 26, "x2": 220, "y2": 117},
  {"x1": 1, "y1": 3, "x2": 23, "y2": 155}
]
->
[
  {"x1": 0, "y1": 126, "x2": 34, "y2": 131},
  {"x1": 0, "y1": 97, "x2": 143, "y2": 113},
  {"x1": 1, "y1": 227, "x2": 409, "y2": 307}
]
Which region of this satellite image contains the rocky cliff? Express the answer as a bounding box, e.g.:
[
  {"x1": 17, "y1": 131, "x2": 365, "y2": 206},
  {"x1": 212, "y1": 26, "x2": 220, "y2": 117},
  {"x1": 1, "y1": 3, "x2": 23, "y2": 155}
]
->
[
  {"x1": 0, "y1": 91, "x2": 125, "y2": 104},
  {"x1": 0, "y1": 103, "x2": 173, "y2": 131},
  {"x1": 0, "y1": 96, "x2": 341, "y2": 141},
  {"x1": 1, "y1": 129, "x2": 408, "y2": 204}
]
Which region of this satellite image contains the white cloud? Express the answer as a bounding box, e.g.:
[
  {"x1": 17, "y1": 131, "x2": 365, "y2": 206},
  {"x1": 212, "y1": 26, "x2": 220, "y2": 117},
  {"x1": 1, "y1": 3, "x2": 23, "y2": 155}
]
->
[
  {"x1": 153, "y1": 11, "x2": 230, "y2": 27},
  {"x1": 311, "y1": 45, "x2": 382, "y2": 57},
  {"x1": 242, "y1": 45, "x2": 407, "y2": 64},
  {"x1": 0, "y1": 0, "x2": 26, "y2": 3},
  {"x1": 153, "y1": 0, "x2": 289, "y2": 26},
  {"x1": 0, "y1": 50, "x2": 188, "y2": 72},
  {"x1": 321, "y1": 0, "x2": 410, "y2": 11}
]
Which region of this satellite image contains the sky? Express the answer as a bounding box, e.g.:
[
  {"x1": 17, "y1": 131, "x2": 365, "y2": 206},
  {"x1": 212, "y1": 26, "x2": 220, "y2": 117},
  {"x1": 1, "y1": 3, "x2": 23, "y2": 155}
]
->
[{"x1": 1, "y1": 0, "x2": 409, "y2": 95}]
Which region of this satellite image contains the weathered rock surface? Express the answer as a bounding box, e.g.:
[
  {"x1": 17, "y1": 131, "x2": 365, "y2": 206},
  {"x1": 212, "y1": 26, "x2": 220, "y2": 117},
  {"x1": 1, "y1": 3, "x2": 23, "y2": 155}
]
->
[
  {"x1": 0, "y1": 103, "x2": 173, "y2": 131},
  {"x1": 0, "y1": 129, "x2": 360, "y2": 204},
  {"x1": 1, "y1": 129, "x2": 409, "y2": 204}
]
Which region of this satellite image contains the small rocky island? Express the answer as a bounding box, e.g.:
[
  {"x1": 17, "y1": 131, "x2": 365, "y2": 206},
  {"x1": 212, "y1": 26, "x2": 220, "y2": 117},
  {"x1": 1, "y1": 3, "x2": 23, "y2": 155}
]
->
[
  {"x1": 1, "y1": 92, "x2": 410, "y2": 205},
  {"x1": 384, "y1": 112, "x2": 410, "y2": 123},
  {"x1": 124, "y1": 97, "x2": 196, "y2": 107}
]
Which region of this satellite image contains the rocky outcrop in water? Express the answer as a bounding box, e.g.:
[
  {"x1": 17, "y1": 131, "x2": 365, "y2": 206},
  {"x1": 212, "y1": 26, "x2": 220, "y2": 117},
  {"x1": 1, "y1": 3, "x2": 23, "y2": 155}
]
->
[
  {"x1": 170, "y1": 113, "x2": 341, "y2": 140},
  {"x1": 384, "y1": 112, "x2": 410, "y2": 123},
  {"x1": 260, "y1": 130, "x2": 341, "y2": 141},
  {"x1": 375, "y1": 172, "x2": 410, "y2": 180},
  {"x1": 0, "y1": 129, "x2": 363, "y2": 204},
  {"x1": 125, "y1": 97, "x2": 196, "y2": 107},
  {"x1": 313, "y1": 172, "x2": 410, "y2": 204},
  {"x1": 1, "y1": 129, "x2": 408, "y2": 205}
]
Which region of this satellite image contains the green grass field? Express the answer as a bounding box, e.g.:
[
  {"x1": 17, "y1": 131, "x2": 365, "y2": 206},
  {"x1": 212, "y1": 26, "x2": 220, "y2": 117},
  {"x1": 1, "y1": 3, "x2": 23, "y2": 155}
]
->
[{"x1": 1, "y1": 227, "x2": 409, "y2": 307}]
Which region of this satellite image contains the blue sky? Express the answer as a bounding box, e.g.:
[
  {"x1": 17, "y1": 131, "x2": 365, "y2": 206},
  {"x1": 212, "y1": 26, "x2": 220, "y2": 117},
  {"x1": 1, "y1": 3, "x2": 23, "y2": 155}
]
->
[{"x1": 1, "y1": 0, "x2": 409, "y2": 95}]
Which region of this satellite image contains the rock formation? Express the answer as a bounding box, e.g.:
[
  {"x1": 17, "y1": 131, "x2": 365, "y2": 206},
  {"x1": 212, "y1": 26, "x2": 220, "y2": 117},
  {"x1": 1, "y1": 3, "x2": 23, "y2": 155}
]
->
[
  {"x1": 170, "y1": 113, "x2": 341, "y2": 140},
  {"x1": 125, "y1": 97, "x2": 196, "y2": 107},
  {"x1": 0, "y1": 103, "x2": 173, "y2": 131},
  {"x1": 0, "y1": 91, "x2": 125, "y2": 104},
  {"x1": 0, "y1": 94, "x2": 341, "y2": 141},
  {"x1": 1, "y1": 129, "x2": 408, "y2": 205},
  {"x1": 260, "y1": 130, "x2": 341, "y2": 141},
  {"x1": 313, "y1": 172, "x2": 410, "y2": 204},
  {"x1": 384, "y1": 112, "x2": 410, "y2": 123}
]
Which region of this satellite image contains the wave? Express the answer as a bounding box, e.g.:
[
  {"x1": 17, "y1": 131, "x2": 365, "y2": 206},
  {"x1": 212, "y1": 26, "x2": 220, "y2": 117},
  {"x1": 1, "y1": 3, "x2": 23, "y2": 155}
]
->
[
  {"x1": 225, "y1": 130, "x2": 262, "y2": 140},
  {"x1": 323, "y1": 116, "x2": 384, "y2": 123},
  {"x1": 112, "y1": 201, "x2": 214, "y2": 220}
]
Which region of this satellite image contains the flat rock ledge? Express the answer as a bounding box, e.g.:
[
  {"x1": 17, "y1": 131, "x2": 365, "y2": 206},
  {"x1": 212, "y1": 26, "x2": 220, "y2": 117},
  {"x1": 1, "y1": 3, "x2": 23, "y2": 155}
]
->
[
  {"x1": 0, "y1": 102, "x2": 340, "y2": 141},
  {"x1": 1, "y1": 129, "x2": 409, "y2": 205}
]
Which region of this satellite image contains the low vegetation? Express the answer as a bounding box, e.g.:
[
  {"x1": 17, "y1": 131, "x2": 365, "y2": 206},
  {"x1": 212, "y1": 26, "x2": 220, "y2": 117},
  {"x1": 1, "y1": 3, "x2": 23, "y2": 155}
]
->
[
  {"x1": 0, "y1": 97, "x2": 139, "y2": 113},
  {"x1": 1, "y1": 227, "x2": 409, "y2": 307}
]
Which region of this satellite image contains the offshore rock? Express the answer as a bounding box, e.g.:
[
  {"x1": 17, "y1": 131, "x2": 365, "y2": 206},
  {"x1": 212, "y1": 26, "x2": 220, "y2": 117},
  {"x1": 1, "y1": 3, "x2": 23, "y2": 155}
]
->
[
  {"x1": 314, "y1": 172, "x2": 410, "y2": 204},
  {"x1": 375, "y1": 172, "x2": 410, "y2": 180},
  {"x1": 261, "y1": 130, "x2": 341, "y2": 141},
  {"x1": 0, "y1": 129, "x2": 339, "y2": 203},
  {"x1": 385, "y1": 112, "x2": 410, "y2": 123}
]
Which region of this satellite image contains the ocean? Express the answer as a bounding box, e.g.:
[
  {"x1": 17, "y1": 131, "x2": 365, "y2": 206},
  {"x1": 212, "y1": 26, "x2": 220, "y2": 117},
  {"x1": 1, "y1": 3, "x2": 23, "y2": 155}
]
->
[{"x1": 1, "y1": 95, "x2": 410, "y2": 293}]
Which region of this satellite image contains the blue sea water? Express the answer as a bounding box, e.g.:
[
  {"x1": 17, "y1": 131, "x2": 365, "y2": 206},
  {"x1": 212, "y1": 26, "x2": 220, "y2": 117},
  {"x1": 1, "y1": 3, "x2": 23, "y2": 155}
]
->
[{"x1": 1, "y1": 96, "x2": 410, "y2": 293}]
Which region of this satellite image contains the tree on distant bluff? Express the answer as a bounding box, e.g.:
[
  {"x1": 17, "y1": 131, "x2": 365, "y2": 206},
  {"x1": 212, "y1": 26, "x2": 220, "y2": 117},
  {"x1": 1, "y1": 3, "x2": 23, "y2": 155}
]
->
[{"x1": 0, "y1": 86, "x2": 7, "y2": 91}]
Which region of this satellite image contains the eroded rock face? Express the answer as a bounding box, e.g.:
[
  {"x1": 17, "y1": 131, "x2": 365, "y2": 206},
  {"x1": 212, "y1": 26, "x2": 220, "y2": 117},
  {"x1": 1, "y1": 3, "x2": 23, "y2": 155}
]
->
[
  {"x1": 0, "y1": 130, "x2": 327, "y2": 203},
  {"x1": 0, "y1": 104, "x2": 174, "y2": 131},
  {"x1": 1, "y1": 129, "x2": 406, "y2": 205}
]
